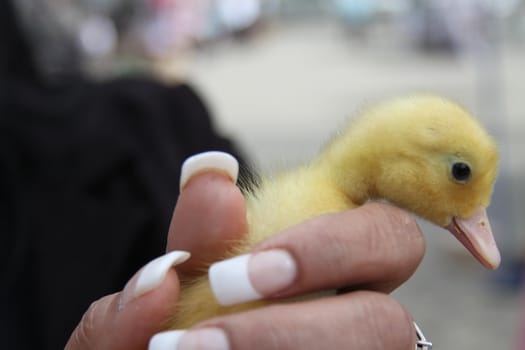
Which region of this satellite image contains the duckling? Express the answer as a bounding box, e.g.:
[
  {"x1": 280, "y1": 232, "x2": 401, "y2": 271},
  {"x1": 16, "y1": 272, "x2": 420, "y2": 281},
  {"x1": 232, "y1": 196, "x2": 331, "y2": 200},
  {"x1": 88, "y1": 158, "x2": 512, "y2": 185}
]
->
[{"x1": 170, "y1": 95, "x2": 500, "y2": 329}]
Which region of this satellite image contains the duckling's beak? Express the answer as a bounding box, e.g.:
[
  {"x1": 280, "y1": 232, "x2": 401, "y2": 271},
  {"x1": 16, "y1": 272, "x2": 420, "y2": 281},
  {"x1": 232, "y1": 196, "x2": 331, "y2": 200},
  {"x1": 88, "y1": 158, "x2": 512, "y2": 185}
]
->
[{"x1": 445, "y1": 206, "x2": 501, "y2": 269}]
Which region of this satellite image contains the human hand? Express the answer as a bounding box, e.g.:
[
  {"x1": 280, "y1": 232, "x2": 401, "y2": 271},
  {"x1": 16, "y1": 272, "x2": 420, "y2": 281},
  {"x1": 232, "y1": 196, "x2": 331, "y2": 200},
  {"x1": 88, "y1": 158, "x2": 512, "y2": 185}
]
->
[
  {"x1": 66, "y1": 152, "x2": 425, "y2": 350},
  {"x1": 65, "y1": 156, "x2": 246, "y2": 350}
]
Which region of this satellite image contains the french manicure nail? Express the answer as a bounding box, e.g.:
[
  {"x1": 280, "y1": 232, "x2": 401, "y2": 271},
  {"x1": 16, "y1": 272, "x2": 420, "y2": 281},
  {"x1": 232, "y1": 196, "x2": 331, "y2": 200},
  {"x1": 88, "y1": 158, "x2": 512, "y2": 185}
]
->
[
  {"x1": 120, "y1": 251, "x2": 190, "y2": 308},
  {"x1": 149, "y1": 330, "x2": 185, "y2": 350},
  {"x1": 209, "y1": 249, "x2": 297, "y2": 306},
  {"x1": 180, "y1": 151, "x2": 239, "y2": 191},
  {"x1": 149, "y1": 328, "x2": 230, "y2": 350},
  {"x1": 249, "y1": 249, "x2": 298, "y2": 295}
]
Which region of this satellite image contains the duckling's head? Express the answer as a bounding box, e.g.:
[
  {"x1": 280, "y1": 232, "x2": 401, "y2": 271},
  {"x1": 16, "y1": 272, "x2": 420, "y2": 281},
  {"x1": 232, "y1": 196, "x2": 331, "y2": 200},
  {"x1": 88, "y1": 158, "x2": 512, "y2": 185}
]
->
[{"x1": 331, "y1": 95, "x2": 500, "y2": 268}]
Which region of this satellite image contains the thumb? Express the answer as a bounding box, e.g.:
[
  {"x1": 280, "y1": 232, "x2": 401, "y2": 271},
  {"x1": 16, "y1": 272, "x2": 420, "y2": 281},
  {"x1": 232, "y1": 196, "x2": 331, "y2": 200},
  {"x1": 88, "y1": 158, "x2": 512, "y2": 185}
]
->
[
  {"x1": 167, "y1": 152, "x2": 248, "y2": 278},
  {"x1": 65, "y1": 251, "x2": 189, "y2": 350}
]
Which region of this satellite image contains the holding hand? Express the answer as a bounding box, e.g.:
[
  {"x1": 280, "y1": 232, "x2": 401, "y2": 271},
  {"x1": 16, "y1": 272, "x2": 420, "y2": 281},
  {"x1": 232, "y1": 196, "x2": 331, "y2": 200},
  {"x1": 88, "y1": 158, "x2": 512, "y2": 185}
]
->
[{"x1": 66, "y1": 153, "x2": 425, "y2": 350}]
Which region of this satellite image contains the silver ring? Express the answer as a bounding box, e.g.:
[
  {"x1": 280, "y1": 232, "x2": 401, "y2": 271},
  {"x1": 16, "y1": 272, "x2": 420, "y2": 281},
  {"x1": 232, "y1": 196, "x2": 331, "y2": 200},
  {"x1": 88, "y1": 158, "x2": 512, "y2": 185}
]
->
[{"x1": 414, "y1": 322, "x2": 432, "y2": 349}]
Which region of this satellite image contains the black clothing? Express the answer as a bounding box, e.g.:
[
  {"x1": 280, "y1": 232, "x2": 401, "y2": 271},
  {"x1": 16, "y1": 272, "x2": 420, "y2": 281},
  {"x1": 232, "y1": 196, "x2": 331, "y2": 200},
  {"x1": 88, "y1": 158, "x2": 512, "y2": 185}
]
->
[{"x1": 1, "y1": 2, "x2": 249, "y2": 349}]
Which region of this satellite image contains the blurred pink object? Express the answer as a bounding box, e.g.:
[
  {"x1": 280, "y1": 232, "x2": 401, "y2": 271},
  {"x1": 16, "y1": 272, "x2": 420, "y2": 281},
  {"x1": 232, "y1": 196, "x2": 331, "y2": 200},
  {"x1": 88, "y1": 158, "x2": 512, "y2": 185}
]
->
[{"x1": 143, "y1": 0, "x2": 204, "y2": 56}]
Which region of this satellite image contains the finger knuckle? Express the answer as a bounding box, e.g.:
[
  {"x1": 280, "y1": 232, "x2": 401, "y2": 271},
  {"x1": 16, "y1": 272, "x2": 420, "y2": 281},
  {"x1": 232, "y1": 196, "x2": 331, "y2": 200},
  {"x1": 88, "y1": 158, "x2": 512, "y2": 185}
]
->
[
  {"x1": 67, "y1": 301, "x2": 102, "y2": 349},
  {"x1": 365, "y1": 203, "x2": 425, "y2": 267}
]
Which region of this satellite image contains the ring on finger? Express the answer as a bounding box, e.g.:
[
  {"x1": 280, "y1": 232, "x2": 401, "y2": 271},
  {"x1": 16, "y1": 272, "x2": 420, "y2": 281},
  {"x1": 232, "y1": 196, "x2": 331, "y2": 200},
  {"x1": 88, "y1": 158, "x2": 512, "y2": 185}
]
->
[{"x1": 414, "y1": 322, "x2": 432, "y2": 350}]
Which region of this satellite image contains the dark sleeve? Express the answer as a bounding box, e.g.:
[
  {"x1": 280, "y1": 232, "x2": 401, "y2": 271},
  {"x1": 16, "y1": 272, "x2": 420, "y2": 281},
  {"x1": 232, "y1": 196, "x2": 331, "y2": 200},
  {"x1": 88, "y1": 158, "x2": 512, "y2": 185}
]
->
[{"x1": 0, "y1": 77, "x2": 252, "y2": 350}]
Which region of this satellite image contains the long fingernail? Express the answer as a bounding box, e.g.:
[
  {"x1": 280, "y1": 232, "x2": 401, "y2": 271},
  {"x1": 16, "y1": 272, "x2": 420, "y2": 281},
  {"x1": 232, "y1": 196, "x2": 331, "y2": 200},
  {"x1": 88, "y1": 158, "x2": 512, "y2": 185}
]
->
[
  {"x1": 149, "y1": 328, "x2": 230, "y2": 350},
  {"x1": 180, "y1": 151, "x2": 239, "y2": 191},
  {"x1": 120, "y1": 251, "x2": 190, "y2": 308},
  {"x1": 209, "y1": 249, "x2": 297, "y2": 306}
]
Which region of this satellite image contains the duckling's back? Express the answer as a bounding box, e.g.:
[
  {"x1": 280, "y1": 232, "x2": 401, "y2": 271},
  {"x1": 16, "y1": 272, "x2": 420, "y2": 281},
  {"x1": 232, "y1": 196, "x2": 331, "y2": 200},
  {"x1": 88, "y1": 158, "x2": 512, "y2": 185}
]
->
[{"x1": 244, "y1": 166, "x2": 355, "y2": 248}]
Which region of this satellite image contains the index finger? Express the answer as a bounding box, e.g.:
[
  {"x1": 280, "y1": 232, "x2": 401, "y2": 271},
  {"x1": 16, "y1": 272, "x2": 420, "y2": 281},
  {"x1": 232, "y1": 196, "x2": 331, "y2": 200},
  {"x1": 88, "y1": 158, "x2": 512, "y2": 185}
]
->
[
  {"x1": 209, "y1": 202, "x2": 425, "y2": 307},
  {"x1": 255, "y1": 202, "x2": 426, "y2": 295}
]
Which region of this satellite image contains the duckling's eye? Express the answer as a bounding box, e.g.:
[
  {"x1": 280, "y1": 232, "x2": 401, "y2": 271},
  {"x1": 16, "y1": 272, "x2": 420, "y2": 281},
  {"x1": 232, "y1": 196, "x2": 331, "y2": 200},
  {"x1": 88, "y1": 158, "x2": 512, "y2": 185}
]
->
[{"x1": 451, "y1": 162, "x2": 471, "y2": 183}]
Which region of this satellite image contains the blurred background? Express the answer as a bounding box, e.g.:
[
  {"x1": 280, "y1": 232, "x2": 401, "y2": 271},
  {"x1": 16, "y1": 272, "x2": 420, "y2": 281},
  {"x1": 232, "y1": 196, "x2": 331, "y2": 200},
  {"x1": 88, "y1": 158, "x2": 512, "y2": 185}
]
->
[{"x1": 10, "y1": 0, "x2": 525, "y2": 348}]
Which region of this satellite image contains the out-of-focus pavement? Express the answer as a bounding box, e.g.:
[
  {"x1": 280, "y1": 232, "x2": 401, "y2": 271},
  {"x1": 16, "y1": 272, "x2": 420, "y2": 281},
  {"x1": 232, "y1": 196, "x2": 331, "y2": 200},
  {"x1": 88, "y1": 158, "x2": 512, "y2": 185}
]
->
[{"x1": 169, "y1": 19, "x2": 524, "y2": 349}]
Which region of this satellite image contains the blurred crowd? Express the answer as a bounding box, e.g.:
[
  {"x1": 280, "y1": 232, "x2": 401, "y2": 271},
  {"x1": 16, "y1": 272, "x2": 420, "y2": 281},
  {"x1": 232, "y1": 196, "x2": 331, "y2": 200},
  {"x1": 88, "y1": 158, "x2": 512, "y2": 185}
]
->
[
  {"x1": 13, "y1": 0, "x2": 276, "y2": 76},
  {"x1": 11, "y1": 0, "x2": 525, "y2": 79}
]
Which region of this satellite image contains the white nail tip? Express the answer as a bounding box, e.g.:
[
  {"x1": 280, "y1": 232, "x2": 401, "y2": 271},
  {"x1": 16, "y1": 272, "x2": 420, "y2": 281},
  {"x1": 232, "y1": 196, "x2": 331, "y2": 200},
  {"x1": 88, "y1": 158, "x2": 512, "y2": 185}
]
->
[
  {"x1": 209, "y1": 254, "x2": 262, "y2": 306},
  {"x1": 148, "y1": 330, "x2": 186, "y2": 350},
  {"x1": 180, "y1": 151, "x2": 239, "y2": 190},
  {"x1": 135, "y1": 251, "x2": 191, "y2": 298}
]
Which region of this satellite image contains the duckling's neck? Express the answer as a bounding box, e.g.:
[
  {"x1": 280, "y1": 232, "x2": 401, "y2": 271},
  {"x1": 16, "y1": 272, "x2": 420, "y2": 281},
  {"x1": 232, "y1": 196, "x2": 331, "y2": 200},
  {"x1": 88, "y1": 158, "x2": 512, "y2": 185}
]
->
[{"x1": 312, "y1": 131, "x2": 381, "y2": 206}]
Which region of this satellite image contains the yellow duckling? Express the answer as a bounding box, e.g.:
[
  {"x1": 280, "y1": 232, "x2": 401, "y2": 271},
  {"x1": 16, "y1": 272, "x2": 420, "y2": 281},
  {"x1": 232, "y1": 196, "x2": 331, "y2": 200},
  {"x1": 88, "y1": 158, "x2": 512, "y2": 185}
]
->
[{"x1": 170, "y1": 95, "x2": 500, "y2": 329}]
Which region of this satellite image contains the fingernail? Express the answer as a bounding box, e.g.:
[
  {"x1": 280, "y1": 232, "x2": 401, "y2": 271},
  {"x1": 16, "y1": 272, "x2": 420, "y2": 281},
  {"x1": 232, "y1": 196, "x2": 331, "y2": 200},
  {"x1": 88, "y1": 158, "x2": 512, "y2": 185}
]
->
[
  {"x1": 180, "y1": 151, "x2": 239, "y2": 191},
  {"x1": 120, "y1": 251, "x2": 190, "y2": 308},
  {"x1": 149, "y1": 330, "x2": 185, "y2": 350},
  {"x1": 209, "y1": 249, "x2": 297, "y2": 306},
  {"x1": 149, "y1": 328, "x2": 230, "y2": 350}
]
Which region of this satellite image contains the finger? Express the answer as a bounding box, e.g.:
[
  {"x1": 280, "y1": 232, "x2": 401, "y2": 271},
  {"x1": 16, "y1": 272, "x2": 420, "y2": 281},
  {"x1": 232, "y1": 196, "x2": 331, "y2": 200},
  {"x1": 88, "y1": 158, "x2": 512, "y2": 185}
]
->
[
  {"x1": 258, "y1": 202, "x2": 425, "y2": 294},
  {"x1": 167, "y1": 152, "x2": 248, "y2": 278},
  {"x1": 65, "y1": 252, "x2": 188, "y2": 350},
  {"x1": 150, "y1": 291, "x2": 416, "y2": 350},
  {"x1": 209, "y1": 202, "x2": 425, "y2": 307}
]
